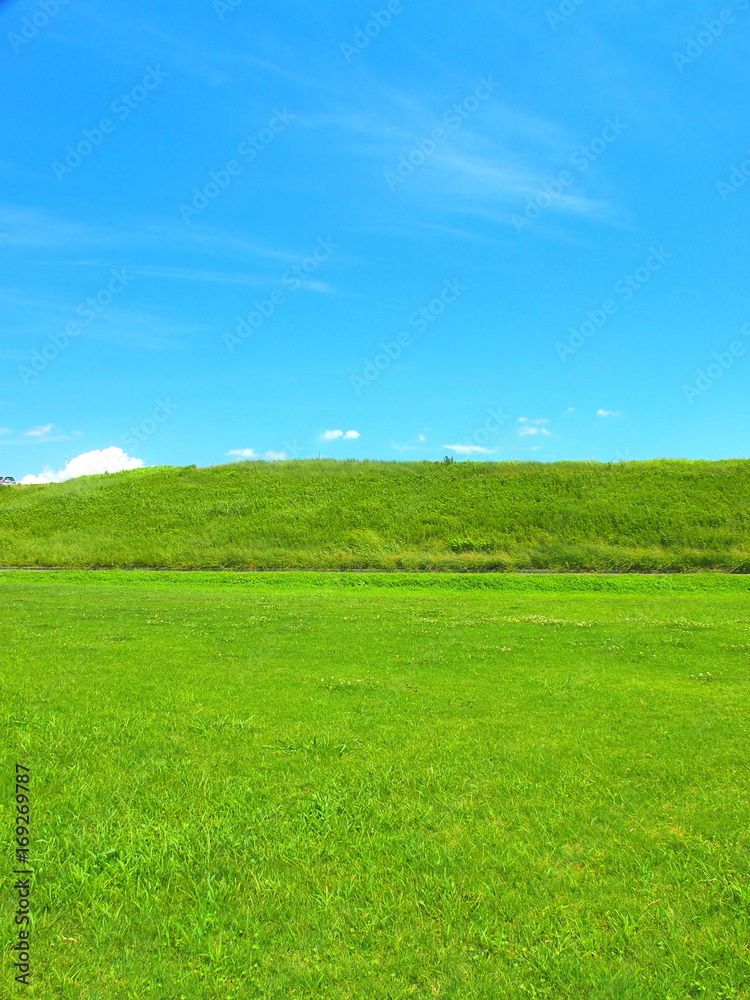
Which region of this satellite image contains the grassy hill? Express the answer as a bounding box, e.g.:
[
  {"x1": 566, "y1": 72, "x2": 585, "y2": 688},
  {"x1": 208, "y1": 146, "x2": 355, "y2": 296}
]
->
[{"x1": 0, "y1": 459, "x2": 749, "y2": 571}]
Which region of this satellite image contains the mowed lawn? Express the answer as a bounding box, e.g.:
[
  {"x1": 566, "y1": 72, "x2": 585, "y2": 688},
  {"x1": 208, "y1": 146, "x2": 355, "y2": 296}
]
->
[{"x1": 1, "y1": 573, "x2": 749, "y2": 1000}]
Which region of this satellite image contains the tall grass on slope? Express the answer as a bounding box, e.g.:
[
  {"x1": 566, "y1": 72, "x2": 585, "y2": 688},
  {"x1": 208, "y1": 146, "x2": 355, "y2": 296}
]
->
[{"x1": 0, "y1": 459, "x2": 748, "y2": 571}]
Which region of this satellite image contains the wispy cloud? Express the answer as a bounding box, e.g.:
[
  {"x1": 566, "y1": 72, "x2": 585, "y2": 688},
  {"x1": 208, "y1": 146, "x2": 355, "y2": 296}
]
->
[
  {"x1": 417, "y1": 144, "x2": 609, "y2": 222},
  {"x1": 596, "y1": 409, "x2": 622, "y2": 417},
  {"x1": 0, "y1": 203, "x2": 301, "y2": 263},
  {"x1": 85, "y1": 311, "x2": 200, "y2": 351},
  {"x1": 304, "y1": 84, "x2": 616, "y2": 230},
  {"x1": 130, "y1": 266, "x2": 269, "y2": 287}
]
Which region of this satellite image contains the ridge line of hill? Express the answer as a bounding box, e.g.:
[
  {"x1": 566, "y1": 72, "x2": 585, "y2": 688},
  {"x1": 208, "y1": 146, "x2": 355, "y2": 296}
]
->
[{"x1": 1, "y1": 459, "x2": 748, "y2": 572}]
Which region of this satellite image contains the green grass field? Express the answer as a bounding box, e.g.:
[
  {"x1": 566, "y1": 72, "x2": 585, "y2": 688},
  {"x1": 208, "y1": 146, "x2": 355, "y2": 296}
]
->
[
  {"x1": 2, "y1": 458, "x2": 750, "y2": 571},
  {"x1": 2, "y1": 571, "x2": 749, "y2": 999}
]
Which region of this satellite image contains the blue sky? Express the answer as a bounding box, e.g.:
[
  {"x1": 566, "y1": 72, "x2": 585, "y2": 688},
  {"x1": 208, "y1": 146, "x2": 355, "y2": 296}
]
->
[{"x1": 2, "y1": 0, "x2": 749, "y2": 480}]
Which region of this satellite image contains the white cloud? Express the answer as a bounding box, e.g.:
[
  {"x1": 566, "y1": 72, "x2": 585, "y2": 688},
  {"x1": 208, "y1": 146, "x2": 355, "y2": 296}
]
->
[
  {"x1": 323, "y1": 429, "x2": 359, "y2": 441},
  {"x1": 518, "y1": 417, "x2": 548, "y2": 425},
  {"x1": 518, "y1": 426, "x2": 552, "y2": 437},
  {"x1": 227, "y1": 448, "x2": 259, "y2": 458},
  {"x1": 443, "y1": 444, "x2": 498, "y2": 455},
  {"x1": 21, "y1": 447, "x2": 143, "y2": 485},
  {"x1": 596, "y1": 409, "x2": 622, "y2": 417},
  {"x1": 417, "y1": 433, "x2": 427, "y2": 443},
  {"x1": 264, "y1": 451, "x2": 289, "y2": 461},
  {"x1": 25, "y1": 424, "x2": 54, "y2": 437}
]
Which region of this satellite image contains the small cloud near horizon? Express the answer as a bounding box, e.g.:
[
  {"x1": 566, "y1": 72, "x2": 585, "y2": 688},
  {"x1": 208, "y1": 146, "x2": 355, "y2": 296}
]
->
[
  {"x1": 519, "y1": 426, "x2": 552, "y2": 437},
  {"x1": 597, "y1": 409, "x2": 622, "y2": 417},
  {"x1": 226, "y1": 449, "x2": 289, "y2": 461},
  {"x1": 322, "y1": 429, "x2": 360, "y2": 440},
  {"x1": 443, "y1": 443, "x2": 498, "y2": 455},
  {"x1": 391, "y1": 431, "x2": 430, "y2": 453}
]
